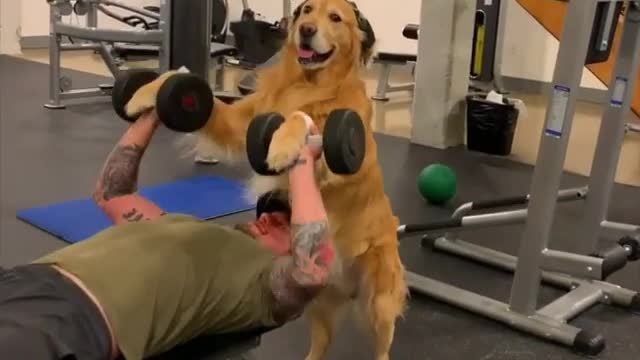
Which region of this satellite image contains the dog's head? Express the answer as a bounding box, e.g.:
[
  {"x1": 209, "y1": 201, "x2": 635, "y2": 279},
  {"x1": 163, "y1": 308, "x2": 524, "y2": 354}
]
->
[{"x1": 289, "y1": 0, "x2": 376, "y2": 71}]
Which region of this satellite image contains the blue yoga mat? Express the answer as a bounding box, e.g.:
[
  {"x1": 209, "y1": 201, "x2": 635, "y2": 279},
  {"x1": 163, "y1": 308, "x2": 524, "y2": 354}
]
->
[{"x1": 16, "y1": 175, "x2": 256, "y2": 243}]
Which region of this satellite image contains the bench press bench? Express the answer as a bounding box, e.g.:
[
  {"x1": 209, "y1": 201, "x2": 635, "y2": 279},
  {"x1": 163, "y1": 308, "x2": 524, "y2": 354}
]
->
[
  {"x1": 143, "y1": 327, "x2": 275, "y2": 360},
  {"x1": 371, "y1": 24, "x2": 419, "y2": 101}
]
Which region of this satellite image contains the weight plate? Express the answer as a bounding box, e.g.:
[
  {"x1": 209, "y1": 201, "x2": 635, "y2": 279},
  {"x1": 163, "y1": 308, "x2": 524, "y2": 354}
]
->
[
  {"x1": 58, "y1": 1, "x2": 73, "y2": 16},
  {"x1": 111, "y1": 69, "x2": 159, "y2": 122},
  {"x1": 323, "y1": 109, "x2": 366, "y2": 175},
  {"x1": 156, "y1": 74, "x2": 214, "y2": 132},
  {"x1": 246, "y1": 113, "x2": 285, "y2": 175},
  {"x1": 73, "y1": 0, "x2": 89, "y2": 16}
]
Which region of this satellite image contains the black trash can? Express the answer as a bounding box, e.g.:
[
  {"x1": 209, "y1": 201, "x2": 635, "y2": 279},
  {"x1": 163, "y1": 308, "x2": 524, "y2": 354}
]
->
[{"x1": 466, "y1": 94, "x2": 519, "y2": 156}]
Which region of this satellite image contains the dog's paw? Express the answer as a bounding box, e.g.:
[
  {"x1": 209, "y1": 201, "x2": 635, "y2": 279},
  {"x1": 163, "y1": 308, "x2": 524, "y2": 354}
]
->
[
  {"x1": 266, "y1": 112, "x2": 309, "y2": 172},
  {"x1": 266, "y1": 131, "x2": 305, "y2": 172},
  {"x1": 125, "y1": 70, "x2": 180, "y2": 117}
]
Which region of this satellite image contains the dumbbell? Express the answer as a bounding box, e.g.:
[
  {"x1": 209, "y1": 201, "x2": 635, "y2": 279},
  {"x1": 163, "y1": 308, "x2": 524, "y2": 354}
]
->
[
  {"x1": 246, "y1": 109, "x2": 366, "y2": 175},
  {"x1": 111, "y1": 69, "x2": 214, "y2": 132}
]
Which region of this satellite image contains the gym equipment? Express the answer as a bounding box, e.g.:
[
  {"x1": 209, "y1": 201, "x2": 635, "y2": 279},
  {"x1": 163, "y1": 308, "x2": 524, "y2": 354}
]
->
[
  {"x1": 400, "y1": 1, "x2": 640, "y2": 355},
  {"x1": 372, "y1": 0, "x2": 506, "y2": 101},
  {"x1": 228, "y1": 0, "x2": 289, "y2": 68},
  {"x1": 45, "y1": 0, "x2": 237, "y2": 109},
  {"x1": 111, "y1": 70, "x2": 214, "y2": 132},
  {"x1": 16, "y1": 175, "x2": 255, "y2": 244},
  {"x1": 246, "y1": 110, "x2": 366, "y2": 176},
  {"x1": 625, "y1": 122, "x2": 640, "y2": 133},
  {"x1": 417, "y1": 164, "x2": 457, "y2": 204}
]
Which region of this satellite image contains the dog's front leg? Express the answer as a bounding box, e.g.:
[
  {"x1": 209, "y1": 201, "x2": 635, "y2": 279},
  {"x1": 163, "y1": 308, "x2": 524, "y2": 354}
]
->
[{"x1": 265, "y1": 111, "x2": 311, "y2": 172}]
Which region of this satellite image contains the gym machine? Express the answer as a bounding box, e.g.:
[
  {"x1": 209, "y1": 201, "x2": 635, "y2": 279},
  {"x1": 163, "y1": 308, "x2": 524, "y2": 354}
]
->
[
  {"x1": 372, "y1": 0, "x2": 509, "y2": 101},
  {"x1": 228, "y1": 1, "x2": 294, "y2": 96},
  {"x1": 400, "y1": 0, "x2": 640, "y2": 355},
  {"x1": 626, "y1": 122, "x2": 640, "y2": 133},
  {"x1": 227, "y1": 0, "x2": 290, "y2": 69},
  {"x1": 44, "y1": 0, "x2": 236, "y2": 109}
]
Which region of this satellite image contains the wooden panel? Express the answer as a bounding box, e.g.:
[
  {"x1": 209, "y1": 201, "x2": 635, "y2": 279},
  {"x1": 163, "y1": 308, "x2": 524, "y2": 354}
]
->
[{"x1": 515, "y1": 0, "x2": 640, "y2": 117}]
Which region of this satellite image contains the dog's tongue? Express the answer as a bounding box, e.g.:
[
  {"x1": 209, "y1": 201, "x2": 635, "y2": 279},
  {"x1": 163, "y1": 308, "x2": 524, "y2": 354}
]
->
[{"x1": 298, "y1": 48, "x2": 314, "y2": 59}]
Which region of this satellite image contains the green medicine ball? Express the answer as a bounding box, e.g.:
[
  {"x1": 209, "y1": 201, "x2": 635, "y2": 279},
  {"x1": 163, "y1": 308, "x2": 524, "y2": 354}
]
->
[{"x1": 417, "y1": 164, "x2": 457, "y2": 204}]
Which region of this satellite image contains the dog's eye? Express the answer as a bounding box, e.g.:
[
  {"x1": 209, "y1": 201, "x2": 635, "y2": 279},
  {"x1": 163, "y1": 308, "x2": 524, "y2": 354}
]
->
[
  {"x1": 303, "y1": 5, "x2": 312, "y2": 14},
  {"x1": 329, "y1": 13, "x2": 342, "y2": 22}
]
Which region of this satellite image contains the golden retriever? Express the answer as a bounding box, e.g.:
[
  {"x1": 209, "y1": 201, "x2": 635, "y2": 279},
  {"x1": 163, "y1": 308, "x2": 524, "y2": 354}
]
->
[{"x1": 126, "y1": 1, "x2": 408, "y2": 359}]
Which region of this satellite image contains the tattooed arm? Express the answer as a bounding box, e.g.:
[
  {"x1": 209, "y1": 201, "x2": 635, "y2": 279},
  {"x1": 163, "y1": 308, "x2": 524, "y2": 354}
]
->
[
  {"x1": 93, "y1": 111, "x2": 166, "y2": 224},
  {"x1": 268, "y1": 146, "x2": 335, "y2": 322}
]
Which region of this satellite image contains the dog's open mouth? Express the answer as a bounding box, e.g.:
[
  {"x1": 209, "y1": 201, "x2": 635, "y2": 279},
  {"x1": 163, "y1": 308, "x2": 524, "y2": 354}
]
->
[{"x1": 297, "y1": 45, "x2": 335, "y2": 65}]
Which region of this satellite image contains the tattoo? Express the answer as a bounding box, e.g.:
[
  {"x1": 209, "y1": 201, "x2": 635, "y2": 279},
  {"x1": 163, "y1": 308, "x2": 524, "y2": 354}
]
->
[
  {"x1": 99, "y1": 144, "x2": 144, "y2": 201},
  {"x1": 290, "y1": 221, "x2": 331, "y2": 285},
  {"x1": 121, "y1": 208, "x2": 165, "y2": 222},
  {"x1": 268, "y1": 221, "x2": 334, "y2": 322}
]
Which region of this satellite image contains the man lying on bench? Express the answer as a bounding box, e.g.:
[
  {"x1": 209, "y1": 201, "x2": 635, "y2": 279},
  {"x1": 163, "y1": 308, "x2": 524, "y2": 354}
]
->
[{"x1": 0, "y1": 109, "x2": 335, "y2": 360}]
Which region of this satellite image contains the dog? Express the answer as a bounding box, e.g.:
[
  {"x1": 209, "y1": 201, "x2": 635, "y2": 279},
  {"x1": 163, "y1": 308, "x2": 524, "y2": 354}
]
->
[{"x1": 125, "y1": 1, "x2": 408, "y2": 359}]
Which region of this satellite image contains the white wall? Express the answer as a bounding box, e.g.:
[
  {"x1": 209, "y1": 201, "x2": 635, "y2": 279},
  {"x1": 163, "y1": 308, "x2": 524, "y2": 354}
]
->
[
  {"x1": 498, "y1": 1, "x2": 606, "y2": 90},
  {"x1": 0, "y1": 0, "x2": 22, "y2": 54}
]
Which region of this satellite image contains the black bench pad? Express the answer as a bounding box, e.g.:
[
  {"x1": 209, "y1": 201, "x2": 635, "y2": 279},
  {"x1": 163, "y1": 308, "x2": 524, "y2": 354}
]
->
[{"x1": 376, "y1": 52, "x2": 417, "y2": 63}]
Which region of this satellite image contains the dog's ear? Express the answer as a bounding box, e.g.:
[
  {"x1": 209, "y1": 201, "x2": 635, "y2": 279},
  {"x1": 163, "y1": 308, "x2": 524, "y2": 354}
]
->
[
  {"x1": 346, "y1": 1, "x2": 376, "y2": 64},
  {"x1": 292, "y1": 0, "x2": 308, "y2": 23}
]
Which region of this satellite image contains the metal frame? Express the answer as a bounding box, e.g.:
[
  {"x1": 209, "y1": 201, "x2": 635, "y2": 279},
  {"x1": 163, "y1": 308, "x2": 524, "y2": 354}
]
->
[
  {"x1": 371, "y1": 59, "x2": 415, "y2": 101},
  {"x1": 44, "y1": 0, "x2": 170, "y2": 109},
  {"x1": 44, "y1": 0, "x2": 229, "y2": 109},
  {"x1": 402, "y1": 1, "x2": 639, "y2": 355},
  {"x1": 626, "y1": 122, "x2": 640, "y2": 133}
]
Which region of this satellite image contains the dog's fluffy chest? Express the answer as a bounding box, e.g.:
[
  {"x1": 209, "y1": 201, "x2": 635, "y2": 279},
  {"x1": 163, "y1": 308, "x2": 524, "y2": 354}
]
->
[{"x1": 328, "y1": 254, "x2": 365, "y2": 299}]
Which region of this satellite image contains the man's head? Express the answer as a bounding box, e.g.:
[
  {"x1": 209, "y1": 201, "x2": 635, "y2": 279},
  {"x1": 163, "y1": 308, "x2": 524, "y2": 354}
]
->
[
  {"x1": 289, "y1": 0, "x2": 376, "y2": 70},
  {"x1": 235, "y1": 192, "x2": 293, "y2": 255},
  {"x1": 235, "y1": 212, "x2": 292, "y2": 256}
]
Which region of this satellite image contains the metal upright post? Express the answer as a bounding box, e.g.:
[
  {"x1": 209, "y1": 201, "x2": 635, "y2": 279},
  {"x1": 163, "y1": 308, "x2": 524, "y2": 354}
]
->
[
  {"x1": 44, "y1": 4, "x2": 65, "y2": 109},
  {"x1": 168, "y1": 0, "x2": 212, "y2": 80},
  {"x1": 575, "y1": 2, "x2": 640, "y2": 255},
  {"x1": 86, "y1": 0, "x2": 98, "y2": 27},
  {"x1": 508, "y1": 0, "x2": 600, "y2": 315},
  {"x1": 158, "y1": 0, "x2": 172, "y2": 73}
]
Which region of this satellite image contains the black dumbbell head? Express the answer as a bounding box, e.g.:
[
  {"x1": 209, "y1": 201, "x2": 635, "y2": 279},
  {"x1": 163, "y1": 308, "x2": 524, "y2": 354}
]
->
[
  {"x1": 323, "y1": 109, "x2": 366, "y2": 175},
  {"x1": 156, "y1": 74, "x2": 214, "y2": 132},
  {"x1": 246, "y1": 113, "x2": 285, "y2": 175},
  {"x1": 112, "y1": 69, "x2": 159, "y2": 122}
]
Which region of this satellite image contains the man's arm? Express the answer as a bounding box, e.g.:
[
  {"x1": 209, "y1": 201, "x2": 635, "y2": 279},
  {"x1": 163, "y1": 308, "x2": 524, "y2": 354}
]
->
[
  {"x1": 93, "y1": 111, "x2": 166, "y2": 224},
  {"x1": 268, "y1": 148, "x2": 335, "y2": 322}
]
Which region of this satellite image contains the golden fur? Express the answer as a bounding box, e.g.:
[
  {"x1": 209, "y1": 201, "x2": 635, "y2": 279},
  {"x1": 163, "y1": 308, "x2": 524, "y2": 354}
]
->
[{"x1": 126, "y1": 1, "x2": 408, "y2": 359}]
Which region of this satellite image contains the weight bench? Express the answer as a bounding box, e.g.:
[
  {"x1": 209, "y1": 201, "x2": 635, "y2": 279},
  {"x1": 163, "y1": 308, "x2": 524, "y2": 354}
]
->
[
  {"x1": 626, "y1": 122, "x2": 640, "y2": 134},
  {"x1": 145, "y1": 327, "x2": 274, "y2": 360},
  {"x1": 371, "y1": 24, "x2": 419, "y2": 101},
  {"x1": 371, "y1": 52, "x2": 416, "y2": 101},
  {"x1": 112, "y1": 42, "x2": 239, "y2": 92}
]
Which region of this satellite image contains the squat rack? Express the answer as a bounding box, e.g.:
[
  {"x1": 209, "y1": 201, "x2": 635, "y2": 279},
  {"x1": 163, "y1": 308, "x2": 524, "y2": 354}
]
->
[
  {"x1": 401, "y1": 0, "x2": 640, "y2": 355},
  {"x1": 44, "y1": 0, "x2": 220, "y2": 109}
]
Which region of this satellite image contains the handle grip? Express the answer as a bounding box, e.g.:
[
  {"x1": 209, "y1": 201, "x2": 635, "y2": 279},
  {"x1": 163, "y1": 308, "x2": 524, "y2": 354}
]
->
[{"x1": 307, "y1": 135, "x2": 323, "y2": 148}]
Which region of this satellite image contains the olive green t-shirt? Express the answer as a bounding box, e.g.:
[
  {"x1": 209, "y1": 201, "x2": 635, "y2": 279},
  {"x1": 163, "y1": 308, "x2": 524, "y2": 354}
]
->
[{"x1": 33, "y1": 214, "x2": 279, "y2": 360}]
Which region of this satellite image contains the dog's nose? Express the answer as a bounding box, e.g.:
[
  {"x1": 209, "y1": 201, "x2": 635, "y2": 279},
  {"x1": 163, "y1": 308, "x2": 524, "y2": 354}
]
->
[{"x1": 299, "y1": 23, "x2": 317, "y2": 38}]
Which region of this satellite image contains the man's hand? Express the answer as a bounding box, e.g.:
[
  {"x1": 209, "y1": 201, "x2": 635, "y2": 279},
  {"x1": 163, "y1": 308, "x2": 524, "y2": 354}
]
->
[{"x1": 299, "y1": 122, "x2": 322, "y2": 161}]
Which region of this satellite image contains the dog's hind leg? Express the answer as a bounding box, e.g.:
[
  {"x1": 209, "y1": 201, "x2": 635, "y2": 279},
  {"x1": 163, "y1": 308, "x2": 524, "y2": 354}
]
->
[
  {"x1": 304, "y1": 286, "x2": 350, "y2": 360},
  {"x1": 361, "y1": 243, "x2": 408, "y2": 360}
]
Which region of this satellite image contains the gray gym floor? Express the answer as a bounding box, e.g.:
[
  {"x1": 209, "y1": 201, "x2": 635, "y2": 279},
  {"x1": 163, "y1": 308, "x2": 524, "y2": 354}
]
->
[{"x1": 1, "y1": 55, "x2": 638, "y2": 359}]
